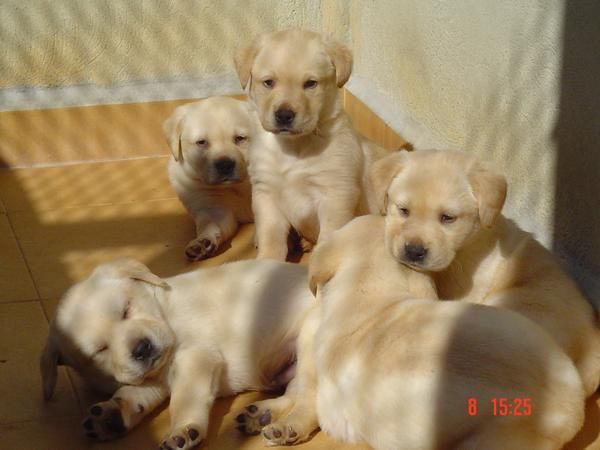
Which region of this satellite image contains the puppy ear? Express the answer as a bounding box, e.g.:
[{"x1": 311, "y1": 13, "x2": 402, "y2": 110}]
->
[
  {"x1": 40, "y1": 328, "x2": 62, "y2": 401},
  {"x1": 308, "y1": 239, "x2": 338, "y2": 296},
  {"x1": 369, "y1": 151, "x2": 407, "y2": 214},
  {"x1": 323, "y1": 37, "x2": 353, "y2": 88},
  {"x1": 234, "y1": 36, "x2": 262, "y2": 90},
  {"x1": 162, "y1": 105, "x2": 187, "y2": 162},
  {"x1": 103, "y1": 257, "x2": 170, "y2": 289},
  {"x1": 468, "y1": 162, "x2": 507, "y2": 228}
]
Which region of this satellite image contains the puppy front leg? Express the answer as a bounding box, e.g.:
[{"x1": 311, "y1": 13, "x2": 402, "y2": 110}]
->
[
  {"x1": 239, "y1": 305, "x2": 321, "y2": 445},
  {"x1": 185, "y1": 208, "x2": 237, "y2": 261},
  {"x1": 83, "y1": 381, "x2": 168, "y2": 441},
  {"x1": 159, "y1": 349, "x2": 223, "y2": 450},
  {"x1": 253, "y1": 190, "x2": 290, "y2": 260}
]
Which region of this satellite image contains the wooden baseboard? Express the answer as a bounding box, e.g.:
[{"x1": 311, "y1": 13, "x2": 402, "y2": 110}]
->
[{"x1": 0, "y1": 91, "x2": 404, "y2": 168}]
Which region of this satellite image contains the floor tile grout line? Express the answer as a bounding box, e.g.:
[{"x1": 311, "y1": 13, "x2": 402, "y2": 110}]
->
[
  {"x1": 0, "y1": 298, "x2": 42, "y2": 305},
  {"x1": 1, "y1": 195, "x2": 179, "y2": 215},
  {"x1": 1, "y1": 154, "x2": 171, "y2": 171},
  {"x1": 65, "y1": 369, "x2": 86, "y2": 415},
  {"x1": 4, "y1": 211, "x2": 42, "y2": 303},
  {"x1": 0, "y1": 413, "x2": 82, "y2": 427}
]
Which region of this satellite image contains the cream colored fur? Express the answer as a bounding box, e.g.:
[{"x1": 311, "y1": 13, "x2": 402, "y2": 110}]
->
[
  {"x1": 238, "y1": 216, "x2": 584, "y2": 450},
  {"x1": 164, "y1": 97, "x2": 254, "y2": 261},
  {"x1": 370, "y1": 149, "x2": 600, "y2": 396},
  {"x1": 234, "y1": 29, "x2": 391, "y2": 260},
  {"x1": 40, "y1": 258, "x2": 314, "y2": 449}
]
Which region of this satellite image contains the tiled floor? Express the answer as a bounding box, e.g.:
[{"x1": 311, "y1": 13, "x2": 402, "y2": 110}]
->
[
  {"x1": 0, "y1": 108, "x2": 598, "y2": 449},
  {"x1": 0, "y1": 157, "x2": 368, "y2": 450}
]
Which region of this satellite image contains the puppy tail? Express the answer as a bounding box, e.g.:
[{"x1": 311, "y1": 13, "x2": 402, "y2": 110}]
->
[{"x1": 40, "y1": 327, "x2": 61, "y2": 401}]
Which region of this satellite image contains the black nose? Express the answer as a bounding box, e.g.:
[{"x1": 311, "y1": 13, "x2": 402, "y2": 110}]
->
[
  {"x1": 274, "y1": 108, "x2": 295, "y2": 126},
  {"x1": 405, "y1": 243, "x2": 428, "y2": 262},
  {"x1": 214, "y1": 157, "x2": 236, "y2": 175},
  {"x1": 131, "y1": 338, "x2": 153, "y2": 361}
]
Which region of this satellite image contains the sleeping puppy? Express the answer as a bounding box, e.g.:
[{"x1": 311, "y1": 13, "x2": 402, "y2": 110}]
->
[
  {"x1": 40, "y1": 258, "x2": 314, "y2": 450},
  {"x1": 238, "y1": 216, "x2": 585, "y2": 450},
  {"x1": 370, "y1": 149, "x2": 600, "y2": 396},
  {"x1": 234, "y1": 29, "x2": 390, "y2": 260},
  {"x1": 164, "y1": 97, "x2": 254, "y2": 261}
]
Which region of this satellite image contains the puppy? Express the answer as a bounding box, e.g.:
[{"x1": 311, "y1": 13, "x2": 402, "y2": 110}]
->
[
  {"x1": 370, "y1": 149, "x2": 600, "y2": 396},
  {"x1": 234, "y1": 29, "x2": 390, "y2": 260},
  {"x1": 40, "y1": 258, "x2": 314, "y2": 450},
  {"x1": 164, "y1": 97, "x2": 254, "y2": 261},
  {"x1": 238, "y1": 216, "x2": 585, "y2": 450}
]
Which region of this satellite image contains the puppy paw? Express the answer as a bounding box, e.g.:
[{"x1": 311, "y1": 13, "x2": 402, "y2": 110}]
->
[
  {"x1": 300, "y1": 237, "x2": 314, "y2": 253},
  {"x1": 82, "y1": 399, "x2": 127, "y2": 441},
  {"x1": 159, "y1": 424, "x2": 203, "y2": 450},
  {"x1": 185, "y1": 237, "x2": 219, "y2": 261},
  {"x1": 235, "y1": 403, "x2": 272, "y2": 435},
  {"x1": 262, "y1": 422, "x2": 299, "y2": 446}
]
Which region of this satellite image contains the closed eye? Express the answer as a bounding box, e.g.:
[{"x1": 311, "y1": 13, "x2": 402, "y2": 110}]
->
[
  {"x1": 234, "y1": 135, "x2": 247, "y2": 145},
  {"x1": 440, "y1": 214, "x2": 457, "y2": 224},
  {"x1": 95, "y1": 345, "x2": 109, "y2": 355},
  {"x1": 122, "y1": 303, "x2": 130, "y2": 320},
  {"x1": 398, "y1": 206, "x2": 410, "y2": 217}
]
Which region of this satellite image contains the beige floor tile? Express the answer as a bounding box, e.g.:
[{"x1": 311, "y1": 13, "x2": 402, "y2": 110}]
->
[
  {"x1": 0, "y1": 157, "x2": 173, "y2": 213},
  {"x1": 0, "y1": 301, "x2": 79, "y2": 424},
  {"x1": 0, "y1": 414, "x2": 167, "y2": 450},
  {"x1": 10, "y1": 199, "x2": 257, "y2": 300},
  {"x1": 0, "y1": 213, "x2": 38, "y2": 302},
  {"x1": 0, "y1": 96, "x2": 245, "y2": 168},
  {"x1": 0, "y1": 392, "x2": 366, "y2": 450}
]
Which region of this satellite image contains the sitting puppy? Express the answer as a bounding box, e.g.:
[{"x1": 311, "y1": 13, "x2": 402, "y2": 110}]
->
[
  {"x1": 238, "y1": 216, "x2": 585, "y2": 450},
  {"x1": 164, "y1": 97, "x2": 254, "y2": 261},
  {"x1": 370, "y1": 149, "x2": 600, "y2": 396},
  {"x1": 234, "y1": 29, "x2": 391, "y2": 260},
  {"x1": 40, "y1": 258, "x2": 314, "y2": 450}
]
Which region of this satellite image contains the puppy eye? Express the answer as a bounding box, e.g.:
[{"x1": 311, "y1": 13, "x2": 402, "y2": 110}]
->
[
  {"x1": 122, "y1": 304, "x2": 130, "y2": 320},
  {"x1": 440, "y1": 214, "x2": 457, "y2": 224},
  {"x1": 263, "y1": 79, "x2": 275, "y2": 89},
  {"x1": 234, "y1": 135, "x2": 247, "y2": 145},
  {"x1": 195, "y1": 139, "x2": 207, "y2": 146},
  {"x1": 96, "y1": 345, "x2": 109, "y2": 354},
  {"x1": 398, "y1": 207, "x2": 410, "y2": 217},
  {"x1": 304, "y1": 79, "x2": 318, "y2": 89}
]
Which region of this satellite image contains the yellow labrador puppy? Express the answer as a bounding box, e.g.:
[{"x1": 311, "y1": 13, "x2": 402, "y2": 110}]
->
[
  {"x1": 234, "y1": 29, "x2": 389, "y2": 260},
  {"x1": 370, "y1": 149, "x2": 600, "y2": 396},
  {"x1": 164, "y1": 97, "x2": 254, "y2": 261},
  {"x1": 41, "y1": 258, "x2": 314, "y2": 450},
  {"x1": 238, "y1": 215, "x2": 584, "y2": 450}
]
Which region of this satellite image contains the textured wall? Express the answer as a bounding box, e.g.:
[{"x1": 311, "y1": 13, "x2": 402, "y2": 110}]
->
[
  {"x1": 349, "y1": 0, "x2": 563, "y2": 245},
  {"x1": 346, "y1": 0, "x2": 599, "y2": 301},
  {"x1": 1, "y1": 0, "x2": 597, "y2": 301},
  {"x1": 0, "y1": 0, "x2": 347, "y2": 88}
]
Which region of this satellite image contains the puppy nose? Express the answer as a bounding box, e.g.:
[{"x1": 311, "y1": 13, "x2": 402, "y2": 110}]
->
[
  {"x1": 131, "y1": 338, "x2": 153, "y2": 361},
  {"x1": 214, "y1": 157, "x2": 236, "y2": 175},
  {"x1": 274, "y1": 108, "x2": 295, "y2": 126},
  {"x1": 404, "y1": 243, "x2": 428, "y2": 262}
]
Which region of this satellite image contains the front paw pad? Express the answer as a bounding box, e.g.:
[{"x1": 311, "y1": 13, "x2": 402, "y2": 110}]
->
[
  {"x1": 262, "y1": 423, "x2": 299, "y2": 446},
  {"x1": 235, "y1": 404, "x2": 272, "y2": 435},
  {"x1": 185, "y1": 238, "x2": 218, "y2": 261},
  {"x1": 159, "y1": 424, "x2": 203, "y2": 450},
  {"x1": 82, "y1": 399, "x2": 127, "y2": 441}
]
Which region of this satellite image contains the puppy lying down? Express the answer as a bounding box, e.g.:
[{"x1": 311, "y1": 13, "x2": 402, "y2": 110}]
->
[
  {"x1": 239, "y1": 216, "x2": 585, "y2": 450},
  {"x1": 370, "y1": 149, "x2": 600, "y2": 396},
  {"x1": 40, "y1": 258, "x2": 314, "y2": 450}
]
